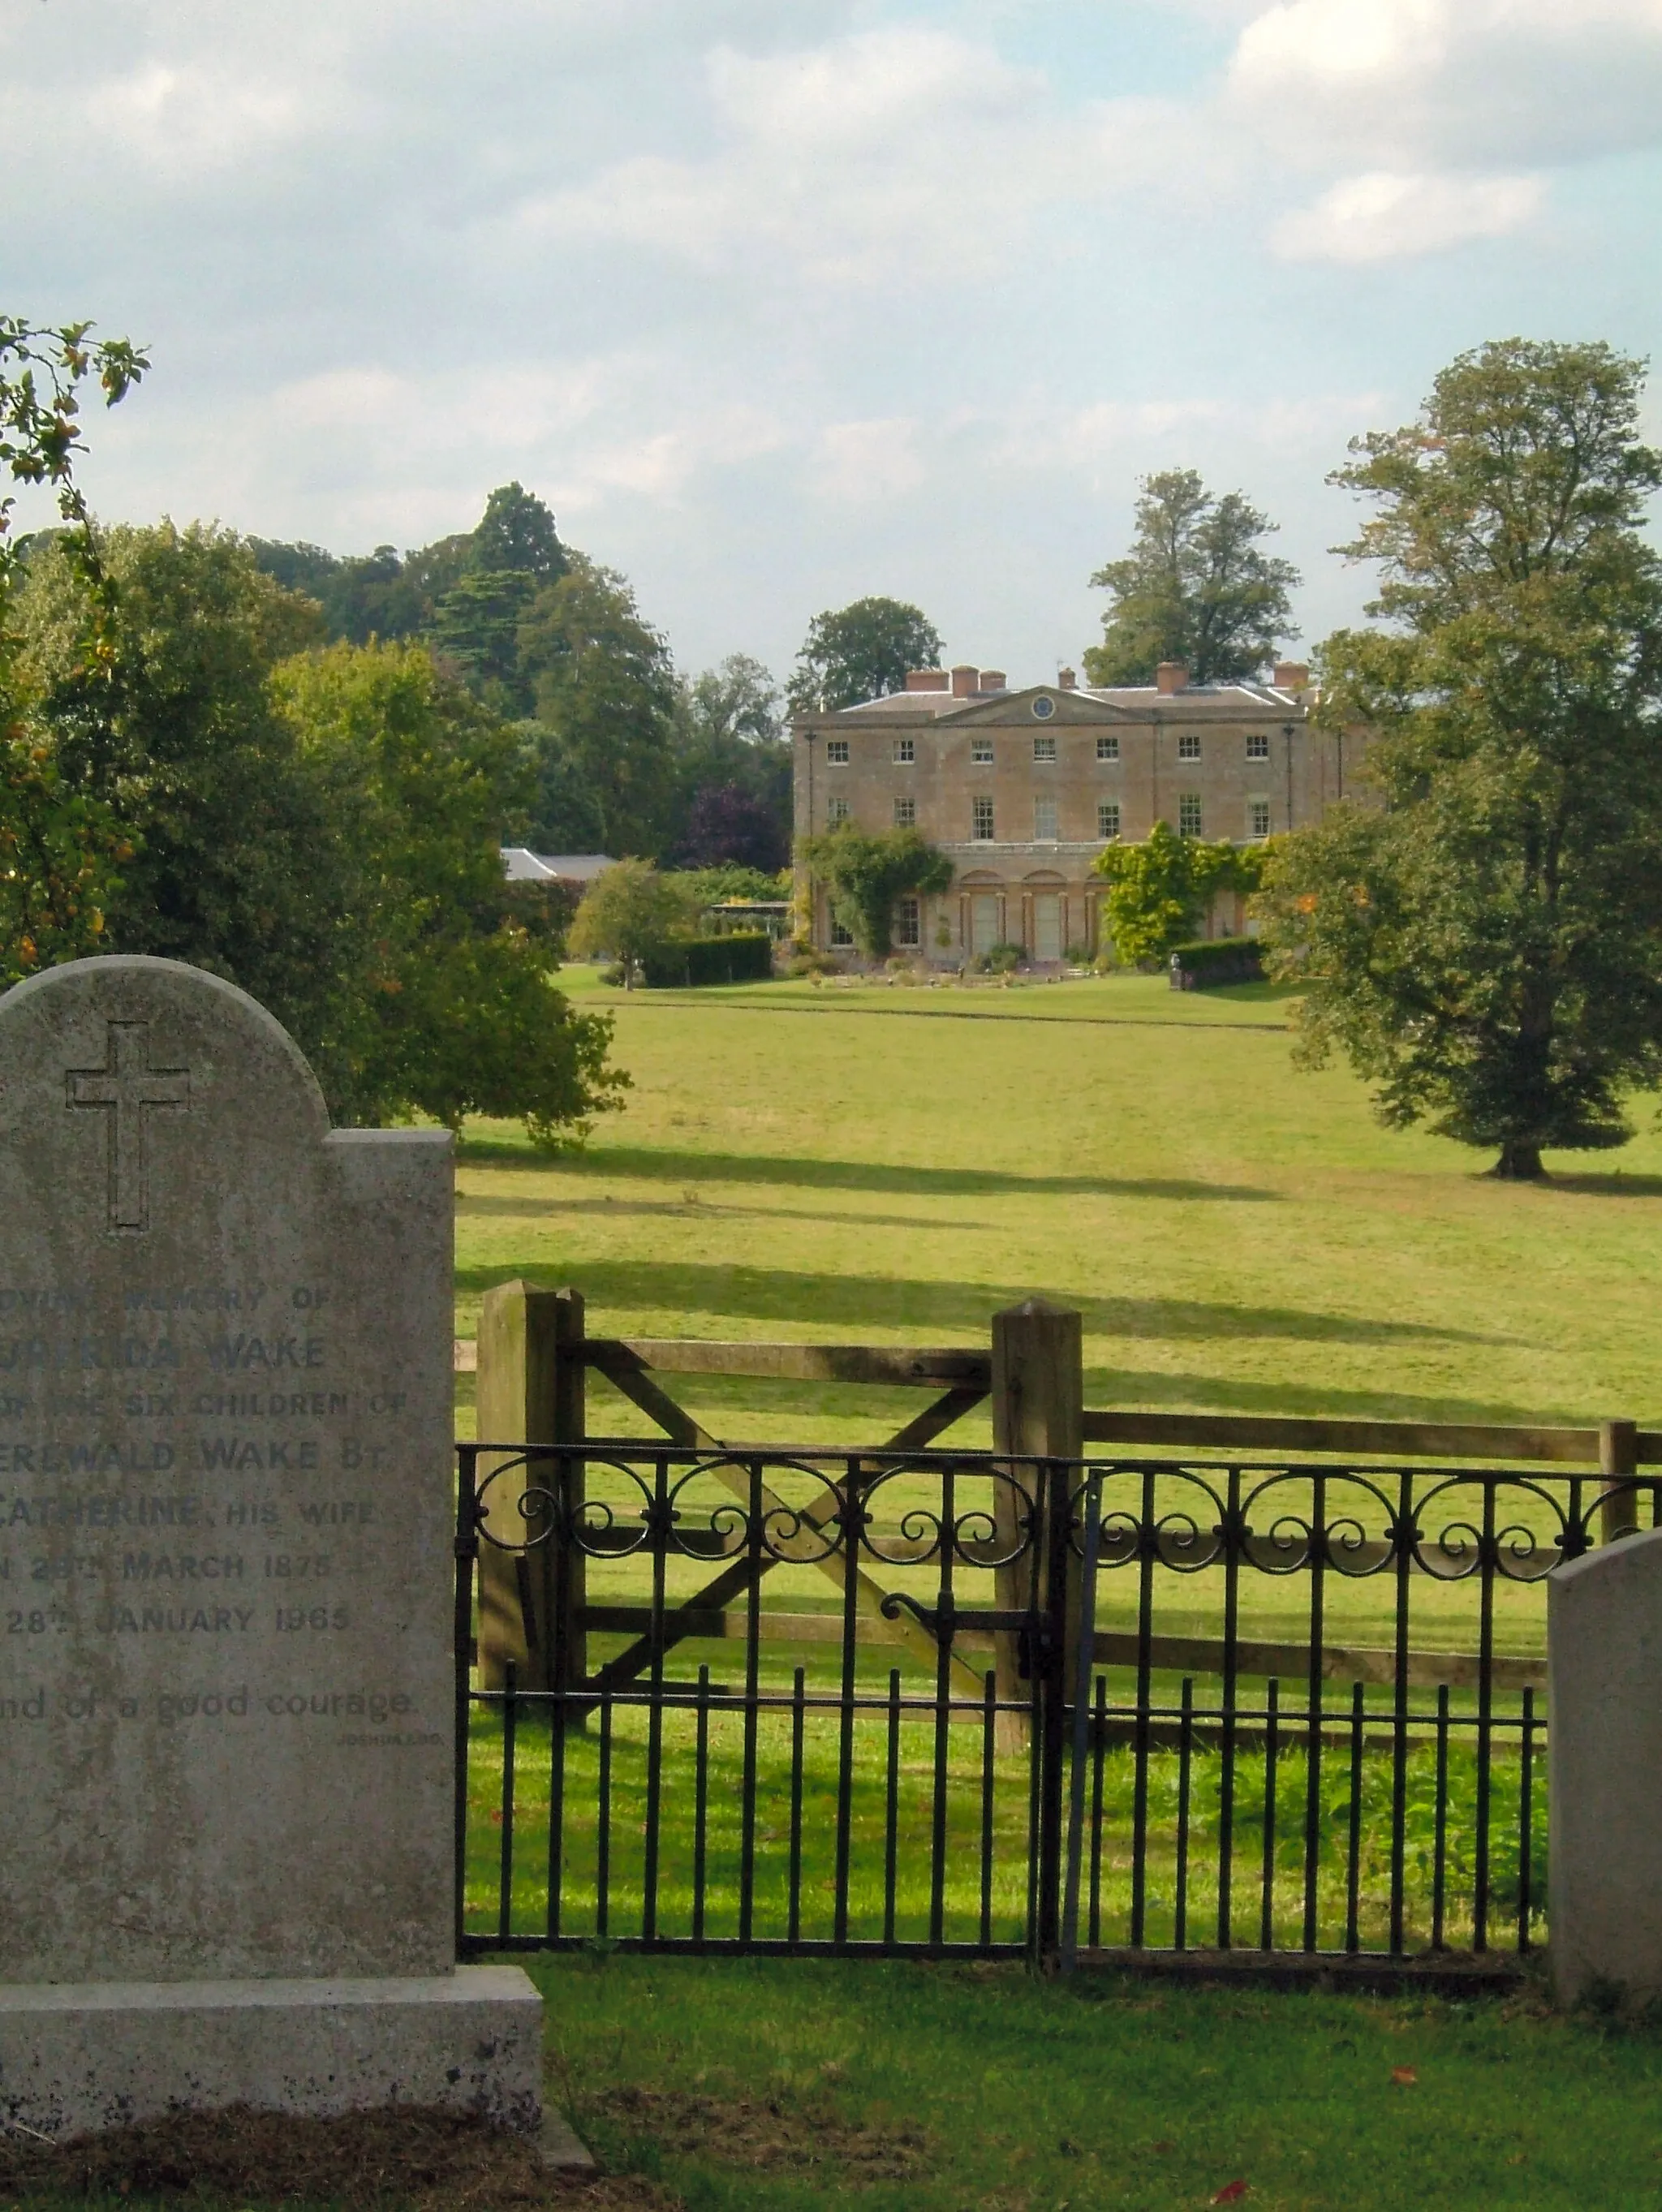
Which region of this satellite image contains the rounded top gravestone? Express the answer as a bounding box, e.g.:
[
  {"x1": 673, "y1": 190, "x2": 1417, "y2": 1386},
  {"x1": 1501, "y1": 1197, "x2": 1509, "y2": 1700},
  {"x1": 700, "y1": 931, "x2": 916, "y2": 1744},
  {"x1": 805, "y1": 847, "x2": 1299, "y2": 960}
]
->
[{"x1": 0, "y1": 957, "x2": 454, "y2": 1983}]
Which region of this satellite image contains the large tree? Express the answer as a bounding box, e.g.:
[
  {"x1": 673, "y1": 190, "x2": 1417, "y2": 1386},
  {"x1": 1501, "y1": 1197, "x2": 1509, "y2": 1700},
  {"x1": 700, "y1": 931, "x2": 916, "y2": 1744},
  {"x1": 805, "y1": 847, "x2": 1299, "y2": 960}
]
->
[
  {"x1": 518, "y1": 556, "x2": 678, "y2": 857},
  {"x1": 248, "y1": 482, "x2": 567, "y2": 697},
  {"x1": 429, "y1": 482, "x2": 568, "y2": 715},
  {"x1": 19, "y1": 520, "x2": 621, "y2": 1146},
  {"x1": 16, "y1": 521, "x2": 336, "y2": 1033},
  {"x1": 1084, "y1": 469, "x2": 1300, "y2": 686},
  {"x1": 274, "y1": 640, "x2": 623, "y2": 1141},
  {"x1": 786, "y1": 597, "x2": 942, "y2": 713},
  {"x1": 469, "y1": 480, "x2": 566, "y2": 581},
  {"x1": 669, "y1": 652, "x2": 790, "y2": 868},
  {"x1": 1256, "y1": 338, "x2": 1662, "y2": 1181},
  {"x1": 671, "y1": 784, "x2": 785, "y2": 873}
]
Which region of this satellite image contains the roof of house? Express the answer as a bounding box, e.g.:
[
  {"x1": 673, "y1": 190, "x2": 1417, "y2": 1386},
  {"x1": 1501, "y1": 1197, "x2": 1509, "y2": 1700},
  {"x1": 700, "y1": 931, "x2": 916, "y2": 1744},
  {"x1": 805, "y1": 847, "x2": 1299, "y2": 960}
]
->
[
  {"x1": 501, "y1": 847, "x2": 615, "y2": 883},
  {"x1": 810, "y1": 679, "x2": 1309, "y2": 724}
]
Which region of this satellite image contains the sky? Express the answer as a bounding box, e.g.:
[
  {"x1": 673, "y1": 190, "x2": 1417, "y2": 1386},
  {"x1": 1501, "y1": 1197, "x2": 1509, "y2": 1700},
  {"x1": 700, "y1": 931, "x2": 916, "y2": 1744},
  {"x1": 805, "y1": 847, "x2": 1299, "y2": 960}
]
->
[{"x1": 4, "y1": 0, "x2": 1661, "y2": 686}]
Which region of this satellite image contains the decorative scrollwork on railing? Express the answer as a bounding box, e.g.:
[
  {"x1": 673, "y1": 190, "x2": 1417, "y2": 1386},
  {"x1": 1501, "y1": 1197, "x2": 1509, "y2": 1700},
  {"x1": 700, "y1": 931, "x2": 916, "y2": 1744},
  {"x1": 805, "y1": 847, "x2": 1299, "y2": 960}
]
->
[
  {"x1": 463, "y1": 1444, "x2": 1053, "y2": 1574},
  {"x1": 668, "y1": 1457, "x2": 849, "y2": 1565},
  {"x1": 465, "y1": 1446, "x2": 1610, "y2": 1612},
  {"x1": 1265, "y1": 1468, "x2": 1399, "y2": 1578},
  {"x1": 471, "y1": 1451, "x2": 567, "y2": 1552},
  {"x1": 1070, "y1": 1465, "x2": 1232, "y2": 1573},
  {"x1": 1322, "y1": 1513, "x2": 1384, "y2": 1577},
  {"x1": 1410, "y1": 1473, "x2": 1571, "y2": 1584},
  {"x1": 859, "y1": 1459, "x2": 1039, "y2": 1571},
  {"x1": 1251, "y1": 1510, "x2": 1316, "y2": 1574},
  {"x1": 1062, "y1": 1458, "x2": 1593, "y2": 1593}
]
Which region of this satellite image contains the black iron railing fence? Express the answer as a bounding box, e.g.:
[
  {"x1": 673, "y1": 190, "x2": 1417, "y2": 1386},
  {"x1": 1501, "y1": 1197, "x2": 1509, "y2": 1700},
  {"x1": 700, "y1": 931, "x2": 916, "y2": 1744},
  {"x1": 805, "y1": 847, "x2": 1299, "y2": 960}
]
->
[{"x1": 454, "y1": 1442, "x2": 1651, "y2": 1968}]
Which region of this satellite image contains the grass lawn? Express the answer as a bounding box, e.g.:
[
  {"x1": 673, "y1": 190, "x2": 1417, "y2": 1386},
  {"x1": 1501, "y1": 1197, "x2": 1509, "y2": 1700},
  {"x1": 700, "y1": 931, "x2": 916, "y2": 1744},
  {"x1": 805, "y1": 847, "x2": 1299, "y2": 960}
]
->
[
  {"x1": 8, "y1": 973, "x2": 1649, "y2": 2206},
  {"x1": 456, "y1": 965, "x2": 1662, "y2": 1437},
  {"x1": 463, "y1": 1698, "x2": 1539, "y2": 1958},
  {"x1": 535, "y1": 1949, "x2": 1662, "y2": 2210},
  {"x1": 454, "y1": 962, "x2": 1662, "y2": 1671},
  {"x1": 444, "y1": 968, "x2": 1662, "y2": 2206}
]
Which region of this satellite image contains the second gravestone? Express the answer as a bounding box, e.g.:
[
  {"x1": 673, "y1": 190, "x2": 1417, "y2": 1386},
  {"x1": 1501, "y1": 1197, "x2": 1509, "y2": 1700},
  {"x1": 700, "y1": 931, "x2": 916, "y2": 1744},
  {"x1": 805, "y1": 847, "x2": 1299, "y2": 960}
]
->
[{"x1": 0, "y1": 956, "x2": 540, "y2": 2135}]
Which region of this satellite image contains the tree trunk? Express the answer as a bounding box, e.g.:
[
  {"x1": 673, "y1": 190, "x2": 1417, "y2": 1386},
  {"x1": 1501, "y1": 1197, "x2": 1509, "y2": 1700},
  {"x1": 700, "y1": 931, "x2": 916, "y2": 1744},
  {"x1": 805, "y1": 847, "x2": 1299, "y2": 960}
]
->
[{"x1": 1491, "y1": 1140, "x2": 1546, "y2": 1181}]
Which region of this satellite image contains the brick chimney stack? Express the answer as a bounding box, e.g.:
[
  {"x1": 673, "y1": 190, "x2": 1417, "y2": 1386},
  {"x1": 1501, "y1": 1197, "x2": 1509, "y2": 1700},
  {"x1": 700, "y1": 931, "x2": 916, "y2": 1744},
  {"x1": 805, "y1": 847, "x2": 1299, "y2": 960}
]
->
[
  {"x1": 976, "y1": 669, "x2": 1007, "y2": 693},
  {"x1": 949, "y1": 664, "x2": 980, "y2": 698},
  {"x1": 1272, "y1": 661, "x2": 1311, "y2": 691},
  {"x1": 1057, "y1": 667, "x2": 1077, "y2": 691},
  {"x1": 1156, "y1": 661, "x2": 1189, "y2": 695},
  {"x1": 905, "y1": 669, "x2": 949, "y2": 692}
]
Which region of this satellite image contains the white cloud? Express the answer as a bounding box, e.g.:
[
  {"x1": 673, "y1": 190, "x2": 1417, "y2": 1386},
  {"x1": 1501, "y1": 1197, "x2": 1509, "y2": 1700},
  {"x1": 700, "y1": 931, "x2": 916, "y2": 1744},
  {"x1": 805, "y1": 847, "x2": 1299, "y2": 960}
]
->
[
  {"x1": 1272, "y1": 169, "x2": 1544, "y2": 262},
  {"x1": 0, "y1": 0, "x2": 1651, "y2": 679},
  {"x1": 1229, "y1": 0, "x2": 1662, "y2": 168},
  {"x1": 570, "y1": 406, "x2": 790, "y2": 505},
  {"x1": 806, "y1": 418, "x2": 925, "y2": 503},
  {"x1": 1232, "y1": 0, "x2": 1447, "y2": 97},
  {"x1": 1220, "y1": 0, "x2": 1662, "y2": 260},
  {"x1": 984, "y1": 389, "x2": 1388, "y2": 482},
  {"x1": 520, "y1": 25, "x2": 1169, "y2": 286},
  {"x1": 80, "y1": 62, "x2": 321, "y2": 177},
  {"x1": 102, "y1": 351, "x2": 795, "y2": 553}
]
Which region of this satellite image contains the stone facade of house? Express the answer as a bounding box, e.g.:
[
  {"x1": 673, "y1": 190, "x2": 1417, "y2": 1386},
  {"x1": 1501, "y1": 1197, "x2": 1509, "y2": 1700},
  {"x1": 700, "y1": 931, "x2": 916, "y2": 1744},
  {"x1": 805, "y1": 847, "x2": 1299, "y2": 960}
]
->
[{"x1": 792, "y1": 660, "x2": 1365, "y2": 962}]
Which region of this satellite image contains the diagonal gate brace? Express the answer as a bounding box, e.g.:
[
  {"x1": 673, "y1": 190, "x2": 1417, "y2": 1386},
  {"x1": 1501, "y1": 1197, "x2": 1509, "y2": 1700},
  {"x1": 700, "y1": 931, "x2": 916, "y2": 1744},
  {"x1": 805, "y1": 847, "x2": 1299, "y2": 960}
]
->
[{"x1": 581, "y1": 1345, "x2": 988, "y2": 1700}]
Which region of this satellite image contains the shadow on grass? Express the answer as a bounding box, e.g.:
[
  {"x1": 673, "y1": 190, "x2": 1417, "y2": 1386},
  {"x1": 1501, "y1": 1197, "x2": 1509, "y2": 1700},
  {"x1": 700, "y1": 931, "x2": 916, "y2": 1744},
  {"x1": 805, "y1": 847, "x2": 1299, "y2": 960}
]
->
[
  {"x1": 456, "y1": 1192, "x2": 984, "y2": 1233},
  {"x1": 616, "y1": 992, "x2": 1293, "y2": 1034},
  {"x1": 456, "y1": 1140, "x2": 1280, "y2": 1205},
  {"x1": 1539, "y1": 1172, "x2": 1662, "y2": 1199},
  {"x1": 453, "y1": 1257, "x2": 1508, "y2": 1348},
  {"x1": 1194, "y1": 979, "x2": 1304, "y2": 1005},
  {"x1": 1079, "y1": 1364, "x2": 1554, "y2": 1427}
]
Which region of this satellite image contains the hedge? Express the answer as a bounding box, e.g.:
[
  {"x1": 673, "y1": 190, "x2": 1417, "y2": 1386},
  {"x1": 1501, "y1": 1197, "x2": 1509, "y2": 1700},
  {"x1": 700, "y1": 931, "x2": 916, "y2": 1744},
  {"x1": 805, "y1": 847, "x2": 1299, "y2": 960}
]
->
[
  {"x1": 639, "y1": 933, "x2": 775, "y2": 989},
  {"x1": 1168, "y1": 936, "x2": 1264, "y2": 988}
]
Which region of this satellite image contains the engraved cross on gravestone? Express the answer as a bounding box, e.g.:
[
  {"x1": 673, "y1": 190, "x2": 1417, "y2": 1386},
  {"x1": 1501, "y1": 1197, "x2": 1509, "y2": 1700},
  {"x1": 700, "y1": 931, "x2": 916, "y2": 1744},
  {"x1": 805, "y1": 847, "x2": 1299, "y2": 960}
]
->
[{"x1": 67, "y1": 1019, "x2": 191, "y2": 1232}]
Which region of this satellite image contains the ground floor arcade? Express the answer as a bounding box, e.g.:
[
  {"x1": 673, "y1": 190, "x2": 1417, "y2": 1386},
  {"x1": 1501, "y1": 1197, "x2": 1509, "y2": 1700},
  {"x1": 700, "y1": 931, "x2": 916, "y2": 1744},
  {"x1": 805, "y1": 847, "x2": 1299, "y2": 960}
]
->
[{"x1": 806, "y1": 845, "x2": 1251, "y2": 966}]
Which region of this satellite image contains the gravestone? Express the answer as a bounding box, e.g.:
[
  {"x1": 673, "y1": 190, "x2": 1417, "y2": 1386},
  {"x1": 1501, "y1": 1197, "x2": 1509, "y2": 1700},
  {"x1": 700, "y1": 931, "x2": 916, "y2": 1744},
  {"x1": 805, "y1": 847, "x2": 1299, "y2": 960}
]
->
[
  {"x1": 0, "y1": 956, "x2": 540, "y2": 2135},
  {"x1": 1549, "y1": 1528, "x2": 1662, "y2": 2004}
]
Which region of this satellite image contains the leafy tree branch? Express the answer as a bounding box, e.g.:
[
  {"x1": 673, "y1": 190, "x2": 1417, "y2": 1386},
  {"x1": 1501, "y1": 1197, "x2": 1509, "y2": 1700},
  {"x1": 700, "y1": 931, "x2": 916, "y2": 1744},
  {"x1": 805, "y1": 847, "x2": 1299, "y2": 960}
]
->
[{"x1": 0, "y1": 316, "x2": 149, "y2": 986}]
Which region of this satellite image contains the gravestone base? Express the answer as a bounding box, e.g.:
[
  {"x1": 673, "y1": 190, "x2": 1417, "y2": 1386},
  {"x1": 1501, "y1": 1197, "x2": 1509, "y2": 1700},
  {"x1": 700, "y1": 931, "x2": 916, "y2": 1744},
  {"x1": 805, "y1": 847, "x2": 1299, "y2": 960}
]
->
[{"x1": 0, "y1": 1966, "x2": 542, "y2": 2140}]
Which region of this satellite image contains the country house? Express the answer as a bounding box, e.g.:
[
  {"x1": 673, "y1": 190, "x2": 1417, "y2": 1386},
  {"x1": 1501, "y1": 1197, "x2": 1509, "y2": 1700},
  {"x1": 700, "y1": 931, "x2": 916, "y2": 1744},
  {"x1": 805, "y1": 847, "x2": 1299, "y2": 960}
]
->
[{"x1": 793, "y1": 660, "x2": 1363, "y2": 963}]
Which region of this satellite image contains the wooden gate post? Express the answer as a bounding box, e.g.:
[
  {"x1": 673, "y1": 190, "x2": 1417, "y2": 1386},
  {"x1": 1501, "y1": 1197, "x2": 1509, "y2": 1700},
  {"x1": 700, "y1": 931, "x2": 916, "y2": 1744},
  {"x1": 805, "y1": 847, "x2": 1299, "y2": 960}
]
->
[
  {"x1": 476, "y1": 1282, "x2": 586, "y2": 1693},
  {"x1": 1600, "y1": 1418, "x2": 1640, "y2": 1544},
  {"x1": 992, "y1": 1300, "x2": 1083, "y2": 1754}
]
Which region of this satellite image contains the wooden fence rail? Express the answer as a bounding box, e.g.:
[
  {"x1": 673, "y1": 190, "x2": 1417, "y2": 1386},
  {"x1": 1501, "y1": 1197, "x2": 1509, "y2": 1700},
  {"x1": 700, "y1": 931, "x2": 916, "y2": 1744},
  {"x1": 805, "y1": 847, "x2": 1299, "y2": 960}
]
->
[
  {"x1": 577, "y1": 1605, "x2": 1547, "y2": 1693},
  {"x1": 457, "y1": 1333, "x2": 1655, "y2": 1468}
]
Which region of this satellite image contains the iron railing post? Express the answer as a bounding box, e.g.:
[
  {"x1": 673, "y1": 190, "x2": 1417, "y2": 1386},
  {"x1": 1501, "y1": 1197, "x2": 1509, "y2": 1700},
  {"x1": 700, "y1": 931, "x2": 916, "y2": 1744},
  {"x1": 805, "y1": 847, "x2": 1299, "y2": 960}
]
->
[
  {"x1": 1061, "y1": 1465, "x2": 1103, "y2": 1972},
  {"x1": 1031, "y1": 1456, "x2": 1073, "y2": 1969},
  {"x1": 453, "y1": 1443, "x2": 481, "y2": 1959}
]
